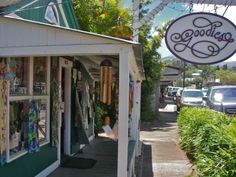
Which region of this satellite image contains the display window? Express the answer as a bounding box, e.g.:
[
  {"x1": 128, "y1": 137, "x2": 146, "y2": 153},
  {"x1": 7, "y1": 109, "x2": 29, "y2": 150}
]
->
[
  {"x1": 6, "y1": 57, "x2": 50, "y2": 162},
  {"x1": 35, "y1": 99, "x2": 47, "y2": 142},
  {"x1": 9, "y1": 57, "x2": 30, "y2": 96},
  {"x1": 33, "y1": 57, "x2": 48, "y2": 95},
  {"x1": 9, "y1": 100, "x2": 30, "y2": 157}
]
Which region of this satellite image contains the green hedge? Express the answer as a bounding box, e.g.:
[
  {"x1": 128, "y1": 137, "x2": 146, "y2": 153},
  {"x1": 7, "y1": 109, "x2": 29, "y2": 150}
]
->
[{"x1": 178, "y1": 107, "x2": 236, "y2": 177}]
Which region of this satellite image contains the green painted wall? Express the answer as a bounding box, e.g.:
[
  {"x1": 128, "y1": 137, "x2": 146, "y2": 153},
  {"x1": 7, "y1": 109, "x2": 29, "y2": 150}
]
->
[
  {"x1": 0, "y1": 145, "x2": 57, "y2": 177},
  {"x1": 3, "y1": 0, "x2": 78, "y2": 29}
]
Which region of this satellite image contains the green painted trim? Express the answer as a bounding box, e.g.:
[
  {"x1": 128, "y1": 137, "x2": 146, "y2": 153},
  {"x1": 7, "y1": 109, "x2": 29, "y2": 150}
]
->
[
  {"x1": 0, "y1": 144, "x2": 57, "y2": 177},
  {"x1": 62, "y1": 0, "x2": 79, "y2": 29},
  {"x1": 3, "y1": 0, "x2": 78, "y2": 29},
  {"x1": 2, "y1": 0, "x2": 33, "y2": 14}
]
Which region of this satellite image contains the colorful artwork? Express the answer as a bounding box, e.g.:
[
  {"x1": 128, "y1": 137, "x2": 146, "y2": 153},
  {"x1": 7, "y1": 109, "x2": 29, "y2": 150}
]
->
[
  {"x1": 51, "y1": 58, "x2": 60, "y2": 147},
  {"x1": 0, "y1": 80, "x2": 7, "y2": 166},
  {"x1": 8, "y1": 57, "x2": 29, "y2": 95},
  {"x1": 28, "y1": 103, "x2": 40, "y2": 153},
  {"x1": 0, "y1": 58, "x2": 15, "y2": 81},
  {"x1": 0, "y1": 59, "x2": 7, "y2": 80}
]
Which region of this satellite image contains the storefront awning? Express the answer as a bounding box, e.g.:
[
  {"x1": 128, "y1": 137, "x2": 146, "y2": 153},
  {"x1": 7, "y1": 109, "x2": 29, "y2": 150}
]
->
[{"x1": 0, "y1": 16, "x2": 144, "y2": 80}]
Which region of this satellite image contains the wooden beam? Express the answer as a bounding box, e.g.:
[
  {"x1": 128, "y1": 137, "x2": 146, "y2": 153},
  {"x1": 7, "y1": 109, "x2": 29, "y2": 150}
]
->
[
  {"x1": 133, "y1": 0, "x2": 140, "y2": 41},
  {"x1": 133, "y1": 0, "x2": 172, "y2": 29},
  {"x1": 134, "y1": 0, "x2": 236, "y2": 35},
  {"x1": 174, "y1": 0, "x2": 236, "y2": 5},
  {"x1": 0, "y1": 44, "x2": 121, "y2": 57}
]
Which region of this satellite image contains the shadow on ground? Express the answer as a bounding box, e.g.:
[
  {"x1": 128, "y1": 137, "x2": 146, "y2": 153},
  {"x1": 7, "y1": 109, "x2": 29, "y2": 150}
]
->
[
  {"x1": 140, "y1": 98, "x2": 192, "y2": 177},
  {"x1": 141, "y1": 112, "x2": 177, "y2": 132},
  {"x1": 141, "y1": 144, "x2": 154, "y2": 177}
]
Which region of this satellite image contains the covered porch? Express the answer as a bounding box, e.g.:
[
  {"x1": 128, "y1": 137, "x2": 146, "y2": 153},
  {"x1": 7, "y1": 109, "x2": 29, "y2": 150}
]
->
[
  {"x1": 0, "y1": 16, "x2": 144, "y2": 177},
  {"x1": 49, "y1": 137, "x2": 117, "y2": 177}
]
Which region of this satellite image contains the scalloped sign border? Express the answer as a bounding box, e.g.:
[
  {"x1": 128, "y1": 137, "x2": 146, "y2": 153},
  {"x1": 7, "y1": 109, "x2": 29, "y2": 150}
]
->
[{"x1": 165, "y1": 12, "x2": 236, "y2": 64}]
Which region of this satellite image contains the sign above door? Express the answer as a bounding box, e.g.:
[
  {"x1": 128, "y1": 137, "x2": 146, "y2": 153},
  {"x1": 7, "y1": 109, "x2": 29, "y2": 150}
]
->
[{"x1": 165, "y1": 12, "x2": 236, "y2": 64}]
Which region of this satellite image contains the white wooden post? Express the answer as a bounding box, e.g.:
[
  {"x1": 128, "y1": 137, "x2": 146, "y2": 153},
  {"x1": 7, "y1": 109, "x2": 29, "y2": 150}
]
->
[
  {"x1": 117, "y1": 49, "x2": 130, "y2": 177},
  {"x1": 131, "y1": 79, "x2": 138, "y2": 141},
  {"x1": 136, "y1": 82, "x2": 142, "y2": 156}
]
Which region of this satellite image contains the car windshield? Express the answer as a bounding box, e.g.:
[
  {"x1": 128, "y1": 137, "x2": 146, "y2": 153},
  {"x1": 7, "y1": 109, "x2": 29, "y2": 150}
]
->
[
  {"x1": 211, "y1": 88, "x2": 236, "y2": 100},
  {"x1": 182, "y1": 91, "x2": 203, "y2": 98}
]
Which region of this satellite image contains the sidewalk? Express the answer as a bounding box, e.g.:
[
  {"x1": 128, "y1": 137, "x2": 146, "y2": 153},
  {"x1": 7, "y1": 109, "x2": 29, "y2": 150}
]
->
[{"x1": 140, "y1": 98, "x2": 193, "y2": 177}]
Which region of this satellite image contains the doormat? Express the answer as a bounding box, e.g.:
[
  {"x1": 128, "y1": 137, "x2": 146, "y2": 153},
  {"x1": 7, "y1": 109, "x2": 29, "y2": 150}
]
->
[{"x1": 61, "y1": 157, "x2": 97, "y2": 169}]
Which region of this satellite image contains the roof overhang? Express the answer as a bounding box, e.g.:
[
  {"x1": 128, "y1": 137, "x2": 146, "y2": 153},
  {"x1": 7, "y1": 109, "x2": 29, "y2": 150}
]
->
[
  {"x1": 160, "y1": 64, "x2": 183, "y2": 85},
  {"x1": 0, "y1": 16, "x2": 145, "y2": 80}
]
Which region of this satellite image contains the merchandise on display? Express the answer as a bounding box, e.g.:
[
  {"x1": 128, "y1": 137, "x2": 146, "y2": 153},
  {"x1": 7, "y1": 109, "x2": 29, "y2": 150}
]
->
[
  {"x1": 9, "y1": 57, "x2": 29, "y2": 96},
  {"x1": 0, "y1": 80, "x2": 7, "y2": 166},
  {"x1": 100, "y1": 60, "x2": 113, "y2": 105}
]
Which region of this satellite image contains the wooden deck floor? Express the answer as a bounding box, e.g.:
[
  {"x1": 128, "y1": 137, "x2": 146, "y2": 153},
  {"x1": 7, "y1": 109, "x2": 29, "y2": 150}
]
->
[{"x1": 48, "y1": 137, "x2": 118, "y2": 177}]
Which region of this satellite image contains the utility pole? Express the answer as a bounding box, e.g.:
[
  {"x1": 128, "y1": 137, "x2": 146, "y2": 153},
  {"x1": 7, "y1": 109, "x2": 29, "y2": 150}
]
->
[{"x1": 183, "y1": 62, "x2": 186, "y2": 88}]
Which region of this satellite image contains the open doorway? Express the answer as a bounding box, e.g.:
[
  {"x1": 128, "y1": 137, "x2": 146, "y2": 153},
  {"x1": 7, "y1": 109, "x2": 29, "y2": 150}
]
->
[{"x1": 59, "y1": 58, "x2": 72, "y2": 162}]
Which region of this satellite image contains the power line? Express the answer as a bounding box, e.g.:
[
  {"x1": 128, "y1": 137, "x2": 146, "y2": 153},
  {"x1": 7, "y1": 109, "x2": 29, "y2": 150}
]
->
[{"x1": 222, "y1": 5, "x2": 230, "y2": 16}]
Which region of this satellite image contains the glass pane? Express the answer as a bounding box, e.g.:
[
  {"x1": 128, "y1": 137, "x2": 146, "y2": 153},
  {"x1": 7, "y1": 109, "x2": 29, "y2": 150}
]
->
[
  {"x1": 33, "y1": 57, "x2": 47, "y2": 95},
  {"x1": 9, "y1": 100, "x2": 29, "y2": 157},
  {"x1": 35, "y1": 99, "x2": 47, "y2": 142},
  {"x1": 9, "y1": 99, "x2": 47, "y2": 157},
  {"x1": 9, "y1": 57, "x2": 30, "y2": 96}
]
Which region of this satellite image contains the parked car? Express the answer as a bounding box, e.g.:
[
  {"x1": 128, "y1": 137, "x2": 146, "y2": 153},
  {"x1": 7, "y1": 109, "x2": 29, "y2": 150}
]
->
[
  {"x1": 178, "y1": 89, "x2": 204, "y2": 110},
  {"x1": 205, "y1": 85, "x2": 236, "y2": 115}
]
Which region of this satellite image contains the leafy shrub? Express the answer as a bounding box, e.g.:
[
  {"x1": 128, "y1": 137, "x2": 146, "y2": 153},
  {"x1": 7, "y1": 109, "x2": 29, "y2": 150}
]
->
[{"x1": 178, "y1": 107, "x2": 236, "y2": 177}]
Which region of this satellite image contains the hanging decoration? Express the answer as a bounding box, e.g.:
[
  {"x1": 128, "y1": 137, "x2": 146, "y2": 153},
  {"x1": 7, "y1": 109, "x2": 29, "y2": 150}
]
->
[
  {"x1": 0, "y1": 59, "x2": 7, "y2": 80},
  {"x1": 0, "y1": 80, "x2": 7, "y2": 166},
  {"x1": 0, "y1": 58, "x2": 15, "y2": 81},
  {"x1": 28, "y1": 102, "x2": 40, "y2": 153},
  {"x1": 129, "y1": 80, "x2": 134, "y2": 115},
  {"x1": 75, "y1": 90, "x2": 89, "y2": 145},
  {"x1": 165, "y1": 12, "x2": 236, "y2": 65},
  {"x1": 100, "y1": 60, "x2": 112, "y2": 105},
  {"x1": 0, "y1": 58, "x2": 7, "y2": 166},
  {"x1": 51, "y1": 58, "x2": 60, "y2": 147}
]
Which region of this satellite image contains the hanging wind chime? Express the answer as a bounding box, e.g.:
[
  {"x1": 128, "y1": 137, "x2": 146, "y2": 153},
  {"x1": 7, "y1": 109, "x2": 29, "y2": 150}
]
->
[{"x1": 100, "y1": 59, "x2": 112, "y2": 105}]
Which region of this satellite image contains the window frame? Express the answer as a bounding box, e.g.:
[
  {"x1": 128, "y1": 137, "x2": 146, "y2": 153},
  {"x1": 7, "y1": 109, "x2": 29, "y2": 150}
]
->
[{"x1": 6, "y1": 56, "x2": 51, "y2": 163}]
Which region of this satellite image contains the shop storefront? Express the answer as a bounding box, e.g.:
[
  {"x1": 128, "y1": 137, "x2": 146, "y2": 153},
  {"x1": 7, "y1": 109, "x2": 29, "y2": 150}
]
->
[
  {"x1": 0, "y1": 56, "x2": 57, "y2": 177},
  {"x1": 0, "y1": 16, "x2": 144, "y2": 177}
]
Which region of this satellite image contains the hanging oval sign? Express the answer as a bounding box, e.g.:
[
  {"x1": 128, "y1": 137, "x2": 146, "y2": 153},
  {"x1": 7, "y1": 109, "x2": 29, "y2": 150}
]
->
[{"x1": 165, "y1": 12, "x2": 236, "y2": 64}]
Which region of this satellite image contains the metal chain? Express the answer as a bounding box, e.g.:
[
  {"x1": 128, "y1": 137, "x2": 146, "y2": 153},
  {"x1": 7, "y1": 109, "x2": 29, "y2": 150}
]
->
[
  {"x1": 222, "y1": 5, "x2": 229, "y2": 16},
  {"x1": 214, "y1": 4, "x2": 218, "y2": 14},
  {"x1": 189, "y1": 1, "x2": 193, "y2": 14}
]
